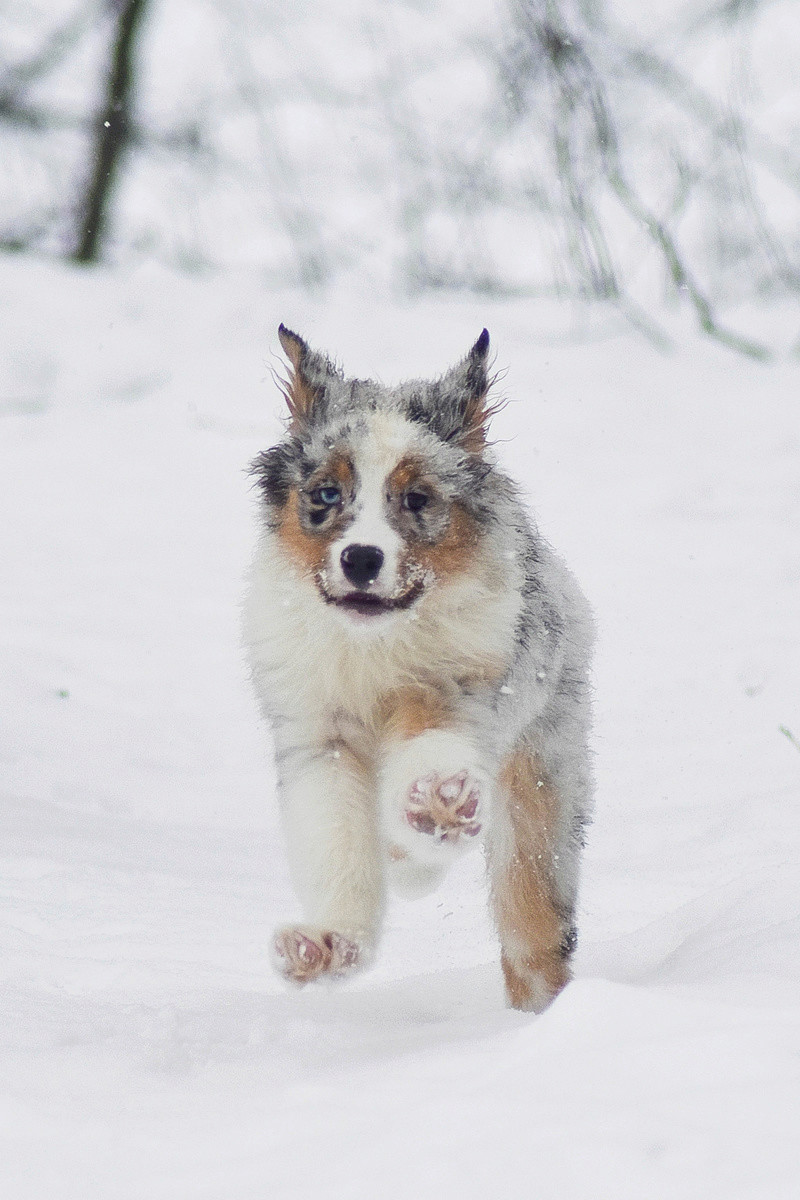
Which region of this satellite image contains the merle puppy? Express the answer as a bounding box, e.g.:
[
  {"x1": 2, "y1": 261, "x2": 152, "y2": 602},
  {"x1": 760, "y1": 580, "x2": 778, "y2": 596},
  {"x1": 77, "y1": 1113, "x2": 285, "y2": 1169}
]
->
[{"x1": 243, "y1": 326, "x2": 594, "y2": 1011}]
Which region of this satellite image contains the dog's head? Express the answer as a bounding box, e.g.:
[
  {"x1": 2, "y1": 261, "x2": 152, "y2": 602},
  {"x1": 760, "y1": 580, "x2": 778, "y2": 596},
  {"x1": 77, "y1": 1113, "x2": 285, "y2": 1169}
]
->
[{"x1": 252, "y1": 325, "x2": 504, "y2": 628}]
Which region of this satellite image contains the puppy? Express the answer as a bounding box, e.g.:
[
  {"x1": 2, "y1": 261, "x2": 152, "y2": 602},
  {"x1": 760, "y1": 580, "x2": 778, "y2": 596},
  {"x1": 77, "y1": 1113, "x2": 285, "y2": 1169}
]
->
[{"x1": 243, "y1": 326, "x2": 594, "y2": 1012}]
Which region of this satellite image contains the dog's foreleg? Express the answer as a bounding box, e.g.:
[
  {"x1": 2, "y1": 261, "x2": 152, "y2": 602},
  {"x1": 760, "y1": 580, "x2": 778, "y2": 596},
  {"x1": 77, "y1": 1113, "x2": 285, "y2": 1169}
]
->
[
  {"x1": 488, "y1": 746, "x2": 575, "y2": 1012},
  {"x1": 378, "y1": 689, "x2": 491, "y2": 895},
  {"x1": 272, "y1": 737, "x2": 383, "y2": 985}
]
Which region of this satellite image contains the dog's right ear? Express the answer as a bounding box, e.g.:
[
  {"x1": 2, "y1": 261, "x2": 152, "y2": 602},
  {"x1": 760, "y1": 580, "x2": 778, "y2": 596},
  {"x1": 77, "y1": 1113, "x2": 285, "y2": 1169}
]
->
[{"x1": 277, "y1": 324, "x2": 338, "y2": 429}]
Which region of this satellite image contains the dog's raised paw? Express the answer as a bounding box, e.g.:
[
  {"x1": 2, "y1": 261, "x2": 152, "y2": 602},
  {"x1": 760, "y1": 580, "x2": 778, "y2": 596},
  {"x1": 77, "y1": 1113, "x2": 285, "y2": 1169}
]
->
[
  {"x1": 406, "y1": 770, "x2": 482, "y2": 843},
  {"x1": 273, "y1": 926, "x2": 361, "y2": 984}
]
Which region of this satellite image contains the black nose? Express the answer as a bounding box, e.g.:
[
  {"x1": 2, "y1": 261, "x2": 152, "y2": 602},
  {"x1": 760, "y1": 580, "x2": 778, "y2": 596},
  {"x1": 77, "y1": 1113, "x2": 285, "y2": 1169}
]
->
[{"x1": 340, "y1": 544, "x2": 384, "y2": 589}]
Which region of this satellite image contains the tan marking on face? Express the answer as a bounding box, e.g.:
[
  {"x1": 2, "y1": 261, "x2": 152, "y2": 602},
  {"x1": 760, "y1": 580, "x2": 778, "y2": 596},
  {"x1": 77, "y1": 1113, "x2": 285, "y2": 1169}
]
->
[
  {"x1": 386, "y1": 454, "x2": 424, "y2": 496},
  {"x1": 414, "y1": 503, "x2": 482, "y2": 579},
  {"x1": 379, "y1": 686, "x2": 452, "y2": 741},
  {"x1": 492, "y1": 747, "x2": 571, "y2": 1009},
  {"x1": 275, "y1": 456, "x2": 356, "y2": 579},
  {"x1": 275, "y1": 488, "x2": 333, "y2": 576},
  {"x1": 317, "y1": 451, "x2": 355, "y2": 496}
]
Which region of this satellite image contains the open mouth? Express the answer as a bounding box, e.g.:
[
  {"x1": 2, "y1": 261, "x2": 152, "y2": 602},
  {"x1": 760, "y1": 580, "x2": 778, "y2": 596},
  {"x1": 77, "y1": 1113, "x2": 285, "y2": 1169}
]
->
[{"x1": 321, "y1": 578, "x2": 425, "y2": 617}]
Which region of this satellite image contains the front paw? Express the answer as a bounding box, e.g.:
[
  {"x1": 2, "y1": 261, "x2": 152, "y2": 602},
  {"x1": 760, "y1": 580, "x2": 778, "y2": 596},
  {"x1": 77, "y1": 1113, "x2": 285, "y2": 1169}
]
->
[
  {"x1": 406, "y1": 770, "x2": 482, "y2": 842},
  {"x1": 380, "y1": 730, "x2": 491, "y2": 866},
  {"x1": 273, "y1": 925, "x2": 361, "y2": 985}
]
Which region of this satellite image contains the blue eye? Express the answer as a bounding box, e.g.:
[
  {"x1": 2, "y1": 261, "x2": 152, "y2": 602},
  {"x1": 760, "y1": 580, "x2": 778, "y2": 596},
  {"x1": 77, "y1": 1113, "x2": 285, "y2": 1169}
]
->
[{"x1": 312, "y1": 485, "x2": 341, "y2": 506}]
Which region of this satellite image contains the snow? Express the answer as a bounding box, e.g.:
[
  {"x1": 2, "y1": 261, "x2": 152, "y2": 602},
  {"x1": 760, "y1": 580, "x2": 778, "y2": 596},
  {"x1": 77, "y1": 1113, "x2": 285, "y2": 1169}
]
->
[{"x1": 1, "y1": 255, "x2": 799, "y2": 1198}]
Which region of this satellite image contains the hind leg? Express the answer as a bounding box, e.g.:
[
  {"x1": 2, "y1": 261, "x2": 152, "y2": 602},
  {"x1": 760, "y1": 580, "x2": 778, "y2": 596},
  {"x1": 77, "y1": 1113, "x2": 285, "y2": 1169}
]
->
[{"x1": 489, "y1": 746, "x2": 577, "y2": 1013}]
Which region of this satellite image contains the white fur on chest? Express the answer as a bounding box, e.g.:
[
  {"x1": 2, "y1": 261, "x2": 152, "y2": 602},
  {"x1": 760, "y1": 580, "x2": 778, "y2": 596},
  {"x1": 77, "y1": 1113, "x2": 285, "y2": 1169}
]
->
[{"x1": 243, "y1": 529, "x2": 521, "y2": 737}]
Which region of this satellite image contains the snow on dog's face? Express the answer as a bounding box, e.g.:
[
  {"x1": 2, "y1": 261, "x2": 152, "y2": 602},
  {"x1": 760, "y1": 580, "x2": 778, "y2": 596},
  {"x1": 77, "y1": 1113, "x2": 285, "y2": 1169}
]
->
[{"x1": 252, "y1": 326, "x2": 502, "y2": 628}]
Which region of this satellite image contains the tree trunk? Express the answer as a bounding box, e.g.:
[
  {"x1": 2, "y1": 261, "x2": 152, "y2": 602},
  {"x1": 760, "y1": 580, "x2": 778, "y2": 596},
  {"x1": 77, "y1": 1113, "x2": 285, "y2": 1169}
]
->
[{"x1": 72, "y1": 0, "x2": 149, "y2": 264}]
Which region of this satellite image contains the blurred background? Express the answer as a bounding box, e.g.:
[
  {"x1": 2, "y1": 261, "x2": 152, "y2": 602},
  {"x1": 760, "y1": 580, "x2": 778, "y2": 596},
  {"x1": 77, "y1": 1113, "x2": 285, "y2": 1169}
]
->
[
  {"x1": 1, "y1": 0, "x2": 800, "y2": 352},
  {"x1": 2, "y1": 11, "x2": 799, "y2": 1191}
]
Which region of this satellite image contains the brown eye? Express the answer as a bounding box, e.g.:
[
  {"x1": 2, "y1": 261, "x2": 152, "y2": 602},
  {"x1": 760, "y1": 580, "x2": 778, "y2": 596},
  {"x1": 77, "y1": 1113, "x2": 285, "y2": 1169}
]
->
[{"x1": 403, "y1": 491, "x2": 428, "y2": 512}]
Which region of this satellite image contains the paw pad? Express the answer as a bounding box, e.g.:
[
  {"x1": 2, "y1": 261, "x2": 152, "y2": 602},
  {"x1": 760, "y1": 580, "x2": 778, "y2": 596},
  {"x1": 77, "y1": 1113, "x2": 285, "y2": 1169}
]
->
[
  {"x1": 406, "y1": 771, "x2": 482, "y2": 843},
  {"x1": 274, "y1": 926, "x2": 360, "y2": 984}
]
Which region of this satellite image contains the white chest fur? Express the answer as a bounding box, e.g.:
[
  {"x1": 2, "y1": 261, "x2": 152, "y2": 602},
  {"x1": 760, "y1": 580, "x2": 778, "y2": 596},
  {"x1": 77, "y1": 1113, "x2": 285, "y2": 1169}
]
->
[{"x1": 242, "y1": 529, "x2": 521, "y2": 737}]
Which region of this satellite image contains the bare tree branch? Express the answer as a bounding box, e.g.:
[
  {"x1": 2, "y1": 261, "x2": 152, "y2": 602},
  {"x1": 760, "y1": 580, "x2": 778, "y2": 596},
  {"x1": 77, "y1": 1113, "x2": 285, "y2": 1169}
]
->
[
  {"x1": 72, "y1": 0, "x2": 150, "y2": 264},
  {"x1": 0, "y1": 3, "x2": 104, "y2": 99},
  {"x1": 505, "y1": 3, "x2": 775, "y2": 356}
]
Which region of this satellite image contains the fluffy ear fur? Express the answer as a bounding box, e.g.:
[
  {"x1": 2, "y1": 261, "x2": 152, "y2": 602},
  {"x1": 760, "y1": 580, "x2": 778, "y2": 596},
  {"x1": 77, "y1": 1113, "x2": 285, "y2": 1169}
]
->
[
  {"x1": 277, "y1": 324, "x2": 339, "y2": 428},
  {"x1": 438, "y1": 328, "x2": 500, "y2": 453}
]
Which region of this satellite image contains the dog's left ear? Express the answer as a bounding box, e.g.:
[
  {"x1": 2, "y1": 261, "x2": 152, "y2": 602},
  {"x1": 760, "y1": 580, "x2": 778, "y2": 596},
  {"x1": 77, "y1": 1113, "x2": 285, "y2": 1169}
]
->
[
  {"x1": 441, "y1": 328, "x2": 497, "y2": 452},
  {"x1": 277, "y1": 324, "x2": 339, "y2": 429}
]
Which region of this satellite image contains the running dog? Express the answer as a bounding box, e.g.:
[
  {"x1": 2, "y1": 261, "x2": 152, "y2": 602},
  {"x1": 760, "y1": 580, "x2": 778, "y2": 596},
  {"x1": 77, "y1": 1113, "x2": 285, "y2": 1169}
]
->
[{"x1": 243, "y1": 326, "x2": 594, "y2": 1011}]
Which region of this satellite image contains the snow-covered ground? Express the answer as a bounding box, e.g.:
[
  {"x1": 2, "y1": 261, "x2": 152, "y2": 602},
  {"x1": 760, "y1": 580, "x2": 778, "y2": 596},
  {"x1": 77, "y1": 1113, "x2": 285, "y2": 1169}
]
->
[{"x1": 1, "y1": 257, "x2": 798, "y2": 1198}]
